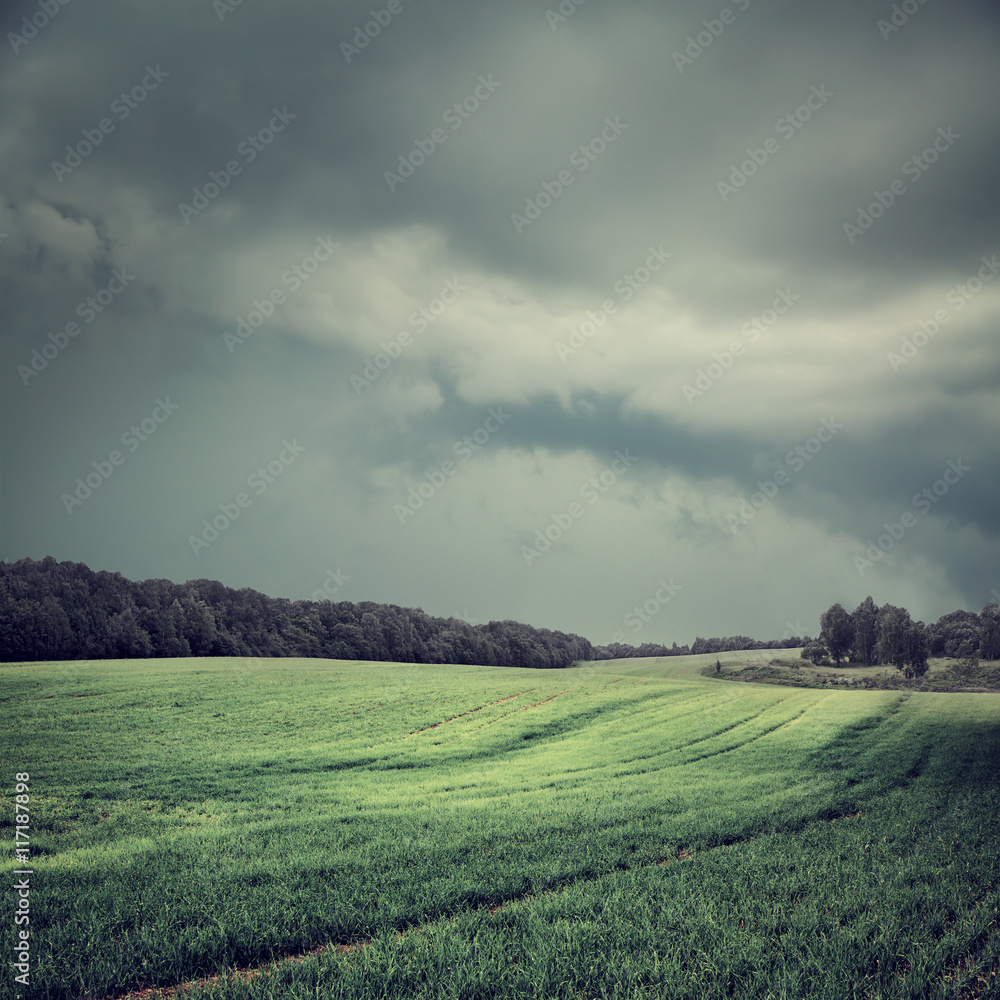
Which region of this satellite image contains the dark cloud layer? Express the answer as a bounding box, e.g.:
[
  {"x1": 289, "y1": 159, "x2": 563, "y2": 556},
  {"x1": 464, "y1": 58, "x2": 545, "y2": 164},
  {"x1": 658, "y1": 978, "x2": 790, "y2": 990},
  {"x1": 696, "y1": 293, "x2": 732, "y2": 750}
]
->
[{"x1": 2, "y1": 0, "x2": 998, "y2": 644}]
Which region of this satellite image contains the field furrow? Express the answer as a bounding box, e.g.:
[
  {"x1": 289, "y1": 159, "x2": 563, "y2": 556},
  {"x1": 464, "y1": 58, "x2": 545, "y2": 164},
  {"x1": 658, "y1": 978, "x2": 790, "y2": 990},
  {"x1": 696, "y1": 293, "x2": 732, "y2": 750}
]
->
[
  {"x1": 3, "y1": 655, "x2": 998, "y2": 1000},
  {"x1": 406, "y1": 690, "x2": 532, "y2": 735}
]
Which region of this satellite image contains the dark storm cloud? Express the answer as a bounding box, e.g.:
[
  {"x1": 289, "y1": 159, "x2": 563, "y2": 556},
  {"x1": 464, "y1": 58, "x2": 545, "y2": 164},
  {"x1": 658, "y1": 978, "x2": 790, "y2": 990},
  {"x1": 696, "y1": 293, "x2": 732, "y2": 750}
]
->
[{"x1": 2, "y1": 0, "x2": 998, "y2": 641}]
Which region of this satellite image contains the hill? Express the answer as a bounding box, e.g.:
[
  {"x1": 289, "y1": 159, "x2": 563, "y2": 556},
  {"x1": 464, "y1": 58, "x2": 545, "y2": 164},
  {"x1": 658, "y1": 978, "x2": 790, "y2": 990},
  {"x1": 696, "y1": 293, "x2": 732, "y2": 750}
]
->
[{"x1": 4, "y1": 654, "x2": 998, "y2": 998}]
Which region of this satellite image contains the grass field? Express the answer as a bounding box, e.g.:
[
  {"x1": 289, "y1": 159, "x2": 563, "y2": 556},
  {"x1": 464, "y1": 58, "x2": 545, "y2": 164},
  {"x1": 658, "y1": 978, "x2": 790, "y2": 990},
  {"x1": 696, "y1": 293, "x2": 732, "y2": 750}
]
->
[
  {"x1": 694, "y1": 653, "x2": 1000, "y2": 692},
  {"x1": 2, "y1": 654, "x2": 998, "y2": 999}
]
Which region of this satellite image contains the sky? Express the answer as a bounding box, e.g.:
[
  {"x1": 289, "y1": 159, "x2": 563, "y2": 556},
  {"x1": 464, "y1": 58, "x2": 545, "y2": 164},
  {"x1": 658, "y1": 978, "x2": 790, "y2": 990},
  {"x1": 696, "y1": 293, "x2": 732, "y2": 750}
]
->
[{"x1": 1, "y1": 0, "x2": 998, "y2": 649}]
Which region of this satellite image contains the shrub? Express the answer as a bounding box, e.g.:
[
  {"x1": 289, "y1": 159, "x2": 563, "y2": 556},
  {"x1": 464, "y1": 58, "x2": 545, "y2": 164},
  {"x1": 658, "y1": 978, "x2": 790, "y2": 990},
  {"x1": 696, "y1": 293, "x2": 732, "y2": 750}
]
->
[{"x1": 802, "y1": 643, "x2": 832, "y2": 666}]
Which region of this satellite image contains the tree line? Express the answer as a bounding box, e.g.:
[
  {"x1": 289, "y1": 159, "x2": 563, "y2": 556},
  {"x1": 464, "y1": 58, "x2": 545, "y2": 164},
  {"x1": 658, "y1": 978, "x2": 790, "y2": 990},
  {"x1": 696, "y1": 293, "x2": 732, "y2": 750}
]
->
[
  {"x1": 809, "y1": 596, "x2": 1000, "y2": 677},
  {"x1": 11, "y1": 559, "x2": 993, "y2": 674},
  {"x1": 0, "y1": 557, "x2": 805, "y2": 667}
]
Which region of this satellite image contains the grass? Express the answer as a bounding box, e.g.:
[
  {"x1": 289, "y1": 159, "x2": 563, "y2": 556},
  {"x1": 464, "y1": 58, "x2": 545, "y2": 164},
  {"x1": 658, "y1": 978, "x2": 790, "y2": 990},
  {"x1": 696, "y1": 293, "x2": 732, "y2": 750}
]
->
[
  {"x1": 2, "y1": 654, "x2": 998, "y2": 999},
  {"x1": 700, "y1": 652, "x2": 1000, "y2": 692}
]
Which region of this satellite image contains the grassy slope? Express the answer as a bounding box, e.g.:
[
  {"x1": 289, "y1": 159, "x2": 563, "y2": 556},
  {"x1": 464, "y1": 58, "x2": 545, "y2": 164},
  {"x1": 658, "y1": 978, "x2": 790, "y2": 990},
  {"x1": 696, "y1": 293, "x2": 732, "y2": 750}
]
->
[{"x1": 2, "y1": 656, "x2": 998, "y2": 1000}]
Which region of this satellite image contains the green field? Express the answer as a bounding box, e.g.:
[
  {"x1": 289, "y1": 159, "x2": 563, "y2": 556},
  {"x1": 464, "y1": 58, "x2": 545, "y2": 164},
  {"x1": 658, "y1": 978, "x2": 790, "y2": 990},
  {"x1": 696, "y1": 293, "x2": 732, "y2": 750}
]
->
[
  {"x1": 695, "y1": 653, "x2": 1000, "y2": 692},
  {"x1": 2, "y1": 654, "x2": 998, "y2": 1000}
]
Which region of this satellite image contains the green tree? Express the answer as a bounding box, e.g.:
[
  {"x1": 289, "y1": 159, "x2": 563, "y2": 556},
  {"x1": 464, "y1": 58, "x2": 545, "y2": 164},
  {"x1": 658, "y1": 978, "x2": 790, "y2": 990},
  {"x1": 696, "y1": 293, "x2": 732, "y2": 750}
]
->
[
  {"x1": 904, "y1": 622, "x2": 929, "y2": 679},
  {"x1": 819, "y1": 603, "x2": 854, "y2": 667},
  {"x1": 850, "y1": 596, "x2": 879, "y2": 665},
  {"x1": 927, "y1": 609, "x2": 980, "y2": 658},
  {"x1": 979, "y1": 603, "x2": 1000, "y2": 661},
  {"x1": 177, "y1": 596, "x2": 217, "y2": 655},
  {"x1": 950, "y1": 640, "x2": 980, "y2": 682},
  {"x1": 360, "y1": 612, "x2": 386, "y2": 660},
  {"x1": 108, "y1": 608, "x2": 153, "y2": 658},
  {"x1": 801, "y1": 643, "x2": 831, "y2": 666},
  {"x1": 875, "y1": 604, "x2": 911, "y2": 671}
]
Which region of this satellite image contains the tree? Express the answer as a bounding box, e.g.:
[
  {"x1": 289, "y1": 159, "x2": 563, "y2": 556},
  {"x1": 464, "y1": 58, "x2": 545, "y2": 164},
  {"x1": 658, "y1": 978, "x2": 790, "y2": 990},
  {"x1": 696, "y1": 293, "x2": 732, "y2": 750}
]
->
[
  {"x1": 177, "y1": 597, "x2": 217, "y2": 655},
  {"x1": 850, "y1": 596, "x2": 879, "y2": 665},
  {"x1": 0, "y1": 557, "x2": 594, "y2": 668},
  {"x1": 927, "y1": 609, "x2": 980, "y2": 658},
  {"x1": 820, "y1": 603, "x2": 854, "y2": 666},
  {"x1": 979, "y1": 603, "x2": 1000, "y2": 661},
  {"x1": 950, "y1": 640, "x2": 980, "y2": 683},
  {"x1": 0, "y1": 584, "x2": 17, "y2": 659},
  {"x1": 875, "y1": 604, "x2": 911, "y2": 671},
  {"x1": 360, "y1": 612, "x2": 386, "y2": 660},
  {"x1": 166, "y1": 600, "x2": 192, "y2": 657},
  {"x1": 903, "y1": 622, "x2": 929, "y2": 679},
  {"x1": 801, "y1": 643, "x2": 831, "y2": 666},
  {"x1": 108, "y1": 609, "x2": 153, "y2": 659}
]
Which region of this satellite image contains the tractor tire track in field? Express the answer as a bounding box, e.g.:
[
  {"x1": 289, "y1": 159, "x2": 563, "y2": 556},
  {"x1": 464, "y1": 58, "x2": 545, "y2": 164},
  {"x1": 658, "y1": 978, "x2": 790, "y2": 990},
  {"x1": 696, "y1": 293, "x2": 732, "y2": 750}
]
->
[
  {"x1": 616, "y1": 697, "x2": 777, "y2": 766},
  {"x1": 472, "y1": 688, "x2": 572, "y2": 739},
  {"x1": 619, "y1": 696, "x2": 803, "y2": 771},
  {"x1": 616, "y1": 698, "x2": 826, "y2": 780},
  {"x1": 456, "y1": 688, "x2": 582, "y2": 739},
  {"x1": 683, "y1": 698, "x2": 823, "y2": 765},
  {"x1": 88, "y1": 808, "x2": 872, "y2": 1000},
  {"x1": 666, "y1": 699, "x2": 793, "y2": 753},
  {"x1": 523, "y1": 689, "x2": 570, "y2": 710},
  {"x1": 406, "y1": 691, "x2": 533, "y2": 736}
]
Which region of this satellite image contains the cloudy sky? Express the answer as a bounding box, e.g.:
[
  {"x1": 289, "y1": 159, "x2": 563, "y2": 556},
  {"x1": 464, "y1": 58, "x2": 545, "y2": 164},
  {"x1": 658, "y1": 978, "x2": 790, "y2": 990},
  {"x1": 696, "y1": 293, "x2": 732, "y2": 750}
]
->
[{"x1": 2, "y1": 0, "x2": 998, "y2": 648}]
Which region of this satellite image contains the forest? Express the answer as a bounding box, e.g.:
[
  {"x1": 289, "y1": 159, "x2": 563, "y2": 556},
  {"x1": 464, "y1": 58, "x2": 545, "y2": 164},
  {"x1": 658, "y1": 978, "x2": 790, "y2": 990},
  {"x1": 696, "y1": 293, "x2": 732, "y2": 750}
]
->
[
  {"x1": 2, "y1": 557, "x2": 995, "y2": 672},
  {"x1": 0, "y1": 556, "x2": 804, "y2": 666},
  {"x1": 807, "y1": 596, "x2": 1000, "y2": 676}
]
